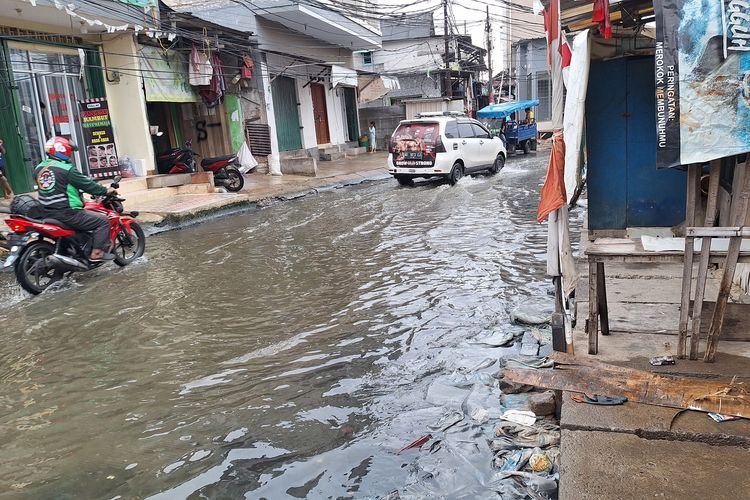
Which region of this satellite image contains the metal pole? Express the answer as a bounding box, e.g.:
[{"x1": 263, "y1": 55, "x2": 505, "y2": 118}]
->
[
  {"x1": 444, "y1": 0, "x2": 452, "y2": 98},
  {"x1": 486, "y1": 6, "x2": 493, "y2": 103}
]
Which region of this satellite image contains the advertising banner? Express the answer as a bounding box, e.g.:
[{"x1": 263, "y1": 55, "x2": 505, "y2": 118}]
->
[
  {"x1": 78, "y1": 98, "x2": 121, "y2": 179},
  {"x1": 654, "y1": 0, "x2": 750, "y2": 168},
  {"x1": 390, "y1": 122, "x2": 439, "y2": 168}
]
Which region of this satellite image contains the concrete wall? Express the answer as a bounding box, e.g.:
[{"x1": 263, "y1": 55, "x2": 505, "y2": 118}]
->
[
  {"x1": 296, "y1": 77, "x2": 318, "y2": 150},
  {"x1": 359, "y1": 105, "x2": 406, "y2": 150},
  {"x1": 102, "y1": 34, "x2": 156, "y2": 173},
  {"x1": 257, "y1": 18, "x2": 355, "y2": 67},
  {"x1": 354, "y1": 38, "x2": 443, "y2": 73}
]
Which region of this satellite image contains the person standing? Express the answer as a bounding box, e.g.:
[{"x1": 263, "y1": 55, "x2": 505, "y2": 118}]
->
[
  {"x1": 368, "y1": 122, "x2": 377, "y2": 153},
  {"x1": 0, "y1": 138, "x2": 14, "y2": 199}
]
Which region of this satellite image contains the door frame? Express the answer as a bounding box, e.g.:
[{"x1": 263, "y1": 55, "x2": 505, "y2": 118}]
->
[
  {"x1": 342, "y1": 86, "x2": 359, "y2": 142},
  {"x1": 310, "y1": 82, "x2": 330, "y2": 145}
]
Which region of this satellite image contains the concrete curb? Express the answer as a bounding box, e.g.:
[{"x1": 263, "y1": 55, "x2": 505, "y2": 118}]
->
[{"x1": 142, "y1": 172, "x2": 392, "y2": 234}]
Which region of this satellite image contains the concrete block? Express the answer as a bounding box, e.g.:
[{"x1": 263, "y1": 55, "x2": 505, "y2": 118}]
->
[
  {"x1": 345, "y1": 146, "x2": 367, "y2": 157},
  {"x1": 559, "y1": 429, "x2": 750, "y2": 500},
  {"x1": 190, "y1": 171, "x2": 214, "y2": 188},
  {"x1": 281, "y1": 157, "x2": 317, "y2": 177},
  {"x1": 319, "y1": 150, "x2": 346, "y2": 161},
  {"x1": 528, "y1": 391, "x2": 556, "y2": 416},
  {"x1": 146, "y1": 173, "x2": 193, "y2": 189}
]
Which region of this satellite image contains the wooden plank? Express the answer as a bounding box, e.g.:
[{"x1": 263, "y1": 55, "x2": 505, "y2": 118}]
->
[
  {"x1": 596, "y1": 262, "x2": 610, "y2": 335},
  {"x1": 705, "y1": 160, "x2": 750, "y2": 361},
  {"x1": 689, "y1": 160, "x2": 722, "y2": 359},
  {"x1": 588, "y1": 260, "x2": 598, "y2": 355},
  {"x1": 705, "y1": 161, "x2": 750, "y2": 362},
  {"x1": 678, "y1": 164, "x2": 700, "y2": 358},
  {"x1": 502, "y1": 355, "x2": 750, "y2": 417}
]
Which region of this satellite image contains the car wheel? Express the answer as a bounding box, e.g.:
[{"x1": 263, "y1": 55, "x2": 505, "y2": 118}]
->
[
  {"x1": 489, "y1": 154, "x2": 505, "y2": 175},
  {"x1": 395, "y1": 175, "x2": 413, "y2": 186},
  {"x1": 523, "y1": 140, "x2": 532, "y2": 155},
  {"x1": 449, "y1": 163, "x2": 464, "y2": 185}
]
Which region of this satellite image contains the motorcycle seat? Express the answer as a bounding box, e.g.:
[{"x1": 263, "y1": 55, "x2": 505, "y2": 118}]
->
[
  {"x1": 43, "y1": 218, "x2": 74, "y2": 230},
  {"x1": 201, "y1": 155, "x2": 236, "y2": 167},
  {"x1": 15, "y1": 215, "x2": 74, "y2": 230}
]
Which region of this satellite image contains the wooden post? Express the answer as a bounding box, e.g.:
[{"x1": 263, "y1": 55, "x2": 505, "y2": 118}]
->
[
  {"x1": 587, "y1": 260, "x2": 598, "y2": 354},
  {"x1": 677, "y1": 164, "x2": 700, "y2": 358},
  {"x1": 689, "y1": 160, "x2": 721, "y2": 359},
  {"x1": 704, "y1": 160, "x2": 750, "y2": 362},
  {"x1": 596, "y1": 262, "x2": 609, "y2": 335}
]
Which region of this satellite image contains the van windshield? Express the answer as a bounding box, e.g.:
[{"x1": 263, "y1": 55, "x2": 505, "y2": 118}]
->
[{"x1": 391, "y1": 122, "x2": 440, "y2": 167}]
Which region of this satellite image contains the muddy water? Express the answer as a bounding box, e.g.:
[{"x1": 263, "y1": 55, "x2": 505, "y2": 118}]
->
[{"x1": 0, "y1": 152, "x2": 578, "y2": 498}]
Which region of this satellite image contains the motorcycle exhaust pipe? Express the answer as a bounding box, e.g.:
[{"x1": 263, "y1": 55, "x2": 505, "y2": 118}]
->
[{"x1": 47, "y1": 254, "x2": 89, "y2": 272}]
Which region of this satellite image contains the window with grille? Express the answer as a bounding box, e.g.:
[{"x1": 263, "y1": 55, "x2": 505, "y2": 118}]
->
[
  {"x1": 536, "y1": 72, "x2": 551, "y2": 122},
  {"x1": 363, "y1": 51, "x2": 373, "y2": 65}
]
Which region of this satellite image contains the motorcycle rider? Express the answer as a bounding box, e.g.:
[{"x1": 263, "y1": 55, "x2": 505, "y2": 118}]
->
[{"x1": 35, "y1": 137, "x2": 117, "y2": 262}]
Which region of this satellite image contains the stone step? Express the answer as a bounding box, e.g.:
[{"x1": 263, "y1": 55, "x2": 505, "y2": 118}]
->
[
  {"x1": 319, "y1": 150, "x2": 346, "y2": 161},
  {"x1": 280, "y1": 157, "x2": 317, "y2": 176},
  {"x1": 101, "y1": 177, "x2": 148, "y2": 194},
  {"x1": 345, "y1": 146, "x2": 367, "y2": 157}
]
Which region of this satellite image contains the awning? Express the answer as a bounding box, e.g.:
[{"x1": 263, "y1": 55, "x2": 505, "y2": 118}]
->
[
  {"x1": 139, "y1": 45, "x2": 199, "y2": 103},
  {"x1": 476, "y1": 99, "x2": 540, "y2": 119},
  {"x1": 331, "y1": 65, "x2": 357, "y2": 88}
]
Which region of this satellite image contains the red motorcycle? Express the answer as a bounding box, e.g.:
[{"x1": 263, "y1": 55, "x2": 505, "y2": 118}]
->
[
  {"x1": 156, "y1": 140, "x2": 245, "y2": 192},
  {"x1": 2, "y1": 176, "x2": 146, "y2": 295}
]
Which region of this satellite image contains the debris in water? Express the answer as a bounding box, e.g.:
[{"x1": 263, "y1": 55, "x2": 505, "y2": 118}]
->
[
  {"x1": 650, "y1": 355, "x2": 676, "y2": 366},
  {"x1": 571, "y1": 393, "x2": 628, "y2": 406},
  {"x1": 397, "y1": 434, "x2": 432, "y2": 454},
  {"x1": 529, "y1": 451, "x2": 552, "y2": 472},
  {"x1": 500, "y1": 410, "x2": 537, "y2": 427},
  {"x1": 510, "y1": 303, "x2": 553, "y2": 325},
  {"x1": 708, "y1": 412, "x2": 741, "y2": 422},
  {"x1": 469, "y1": 330, "x2": 515, "y2": 347}
]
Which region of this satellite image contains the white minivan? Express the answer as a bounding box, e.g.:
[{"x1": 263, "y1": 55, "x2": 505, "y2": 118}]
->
[{"x1": 388, "y1": 112, "x2": 507, "y2": 185}]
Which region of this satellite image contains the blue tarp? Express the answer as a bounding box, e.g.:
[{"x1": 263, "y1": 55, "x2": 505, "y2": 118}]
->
[{"x1": 476, "y1": 100, "x2": 540, "y2": 119}]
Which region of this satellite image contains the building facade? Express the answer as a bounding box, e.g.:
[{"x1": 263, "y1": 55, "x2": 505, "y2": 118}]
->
[{"x1": 512, "y1": 37, "x2": 552, "y2": 130}]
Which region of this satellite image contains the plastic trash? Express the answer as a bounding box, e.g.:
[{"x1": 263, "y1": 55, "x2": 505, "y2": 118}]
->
[
  {"x1": 469, "y1": 330, "x2": 514, "y2": 347},
  {"x1": 649, "y1": 355, "x2": 676, "y2": 366},
  {"x1": 499, "y1": 356, "x2": 554, "y2": 369},
  {"x1": 529, "y1": 451, "x2": 552, "y2": 472},
  {"x1": 708, "y1": 412, "x2": 741, "y2": 422},
  {"x1": 427, "y1": 409, "x2": 465, "y2": 432},
  {"x1": 500, "y1": 410, "x2": 536, "y2": 427},
  {"x1": 496, "y1": 448, "x2": 534, "y2": 471},
  {"x1": 397, "y1": 434, "x2": 432, "y2": 454}
]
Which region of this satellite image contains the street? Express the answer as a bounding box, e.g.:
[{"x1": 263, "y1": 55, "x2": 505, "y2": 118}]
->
[{"x1": 0, "y1": 151, "x2": 576, "y2": 498}]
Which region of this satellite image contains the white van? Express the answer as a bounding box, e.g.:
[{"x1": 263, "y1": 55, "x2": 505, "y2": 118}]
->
[{"x1": 388, "y1": 113, "x2": 507, "y2": 185}]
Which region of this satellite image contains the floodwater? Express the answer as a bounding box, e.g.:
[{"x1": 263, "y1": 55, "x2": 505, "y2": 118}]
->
[{"x1": 0, "y1": 152, "x2": 578, "y2": 498}]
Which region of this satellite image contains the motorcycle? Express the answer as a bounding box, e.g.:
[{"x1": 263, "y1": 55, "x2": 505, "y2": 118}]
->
[
  {"x1": 2, "y1": 176, "x2": 146, "y2": 295},
  {"x1": 156, "y1": 140, "x2": 245, "y2": 192}
]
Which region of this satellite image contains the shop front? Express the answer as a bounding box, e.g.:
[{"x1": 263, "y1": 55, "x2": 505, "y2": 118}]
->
[{"x1": 0, "y1": 40, "x2": 105, "y2": 193}]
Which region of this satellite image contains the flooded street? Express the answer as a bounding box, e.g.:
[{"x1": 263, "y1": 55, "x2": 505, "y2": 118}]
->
[{"x1": 0, "y1": 151, "x2": 579, "y2": 498}]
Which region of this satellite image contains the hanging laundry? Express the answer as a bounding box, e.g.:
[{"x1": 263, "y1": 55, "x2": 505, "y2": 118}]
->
[
  {"x1": 591, "y1": 0, "x2": 612, "y2": 39},
  {"x1": 189, "y1": 46, "x2": 213, "y2": 86},
  {"x1": 242, "y1": 55, "x2": 254, "y2": 80},
  {"x1": 199, "y1": 54, "x2": 226, "y2": 108}
]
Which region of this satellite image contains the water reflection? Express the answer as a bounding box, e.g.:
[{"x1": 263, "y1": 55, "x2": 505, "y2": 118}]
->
[{"x1": 0, "y1": 153, "x2": 579, "y2": 498}]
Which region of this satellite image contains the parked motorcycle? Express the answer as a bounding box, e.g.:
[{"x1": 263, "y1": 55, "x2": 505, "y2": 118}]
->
[
  {"x1": 156, "y1": 140, "x2": 245, "y2": 192},
  {"x1": 2, "y1": 177, "x2": 146, "y2": 295}
]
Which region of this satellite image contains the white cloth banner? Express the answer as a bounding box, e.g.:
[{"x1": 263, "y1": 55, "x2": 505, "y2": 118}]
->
[
  {"x1": 331, "y1": 65, "x2": 358, "y2": 88},
  {"x1": 563, "y1": 30, "x2": 591, "y2": 203}
]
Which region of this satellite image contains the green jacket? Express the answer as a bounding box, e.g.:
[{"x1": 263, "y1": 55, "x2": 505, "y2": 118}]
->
[{"x1": 34, "y1": 159, "x2": 107, "y2": 210}]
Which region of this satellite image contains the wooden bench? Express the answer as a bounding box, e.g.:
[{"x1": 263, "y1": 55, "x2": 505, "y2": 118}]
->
[{"x1": 584, "y1": 238, "x2": 750, "y2": 355}]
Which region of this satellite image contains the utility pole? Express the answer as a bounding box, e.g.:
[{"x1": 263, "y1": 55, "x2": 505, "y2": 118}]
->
[
  {"x1": 486, "y1": 5, "x2": 493, "y2": 104},
  {"x1": 443, "y1": 0, "x2": 452, "y2": 98}
]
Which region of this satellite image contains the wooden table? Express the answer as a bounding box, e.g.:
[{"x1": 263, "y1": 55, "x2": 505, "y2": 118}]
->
[{"x1": 584, "y1": 238, "x2": 750, "y2": 354}]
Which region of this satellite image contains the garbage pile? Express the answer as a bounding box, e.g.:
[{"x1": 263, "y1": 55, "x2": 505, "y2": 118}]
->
[{"x1": 378, "y1": 302, "x2": 561, "y2": 499}]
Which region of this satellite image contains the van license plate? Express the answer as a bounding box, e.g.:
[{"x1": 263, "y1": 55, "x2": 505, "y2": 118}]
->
[{"x1": 409, "y1": 169, "x2": 416, "y2": 173}]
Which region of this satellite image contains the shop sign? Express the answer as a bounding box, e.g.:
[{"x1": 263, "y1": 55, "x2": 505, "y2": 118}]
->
[
  {"x1": 78, "y1": 98, "x2": 121, "y2": 179},
  {"x1": 654, "y1": 0, "x2": 750, "y2": 168}
]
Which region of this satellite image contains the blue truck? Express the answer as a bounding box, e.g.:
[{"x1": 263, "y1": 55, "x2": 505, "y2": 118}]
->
[{"x1": 476, "y1": 99, "x2": 539, "y2": 155}]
